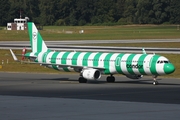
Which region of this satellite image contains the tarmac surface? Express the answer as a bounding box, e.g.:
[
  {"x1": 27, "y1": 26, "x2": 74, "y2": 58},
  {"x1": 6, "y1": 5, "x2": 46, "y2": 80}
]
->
[{"x1": 0, "y1": 72, "x2": 180, "y2": 120}]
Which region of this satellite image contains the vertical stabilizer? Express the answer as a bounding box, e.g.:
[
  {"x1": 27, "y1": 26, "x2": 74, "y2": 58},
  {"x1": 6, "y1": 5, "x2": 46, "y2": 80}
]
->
[{"x1": 27, "y1": 22, "x2": 50, "y2": 53}]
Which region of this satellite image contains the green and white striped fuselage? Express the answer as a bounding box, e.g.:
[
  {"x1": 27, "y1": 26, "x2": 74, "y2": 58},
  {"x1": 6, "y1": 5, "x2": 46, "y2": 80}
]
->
[{"x1": 32, "y1": 51, "x2": 172, "y2": 76}]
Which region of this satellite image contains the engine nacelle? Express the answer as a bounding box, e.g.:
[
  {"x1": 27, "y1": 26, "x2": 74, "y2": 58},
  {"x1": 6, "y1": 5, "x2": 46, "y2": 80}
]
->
[
  {"x1": 125, "y1": 74, "x2": 143, "y2": 79},
  {"x1": 82, "y1": 69, "x2": 101, "y2": 80}
]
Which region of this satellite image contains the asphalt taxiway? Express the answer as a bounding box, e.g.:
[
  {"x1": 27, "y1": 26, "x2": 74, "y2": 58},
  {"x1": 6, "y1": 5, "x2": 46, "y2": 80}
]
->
[{"x1": 0, "y1": 72, "x2": 180, "y2": 120}]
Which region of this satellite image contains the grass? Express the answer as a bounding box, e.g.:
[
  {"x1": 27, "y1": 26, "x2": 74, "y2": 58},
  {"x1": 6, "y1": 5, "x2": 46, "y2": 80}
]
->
[
  {"x1": 0, "y1": 25, "x2": 180, "y2": 41},
  {"x1": 78, "y1": 42, "x2": 180, "y2": 48}
]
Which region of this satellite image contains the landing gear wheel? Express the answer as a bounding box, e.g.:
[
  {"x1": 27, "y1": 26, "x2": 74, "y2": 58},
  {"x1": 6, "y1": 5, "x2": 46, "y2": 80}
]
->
[
  {"x1": 106, "y1": 76, "x2": 115, "y2": 83},
  {"x1": 153, "y1": 81, "x2": 159, "y2": 85},
  {"x1": 78, "y1": 77, "x2": 87, "y2": 83},
  {"x1": 152, "y1": 75, "x2": 158, "y2": 85}
]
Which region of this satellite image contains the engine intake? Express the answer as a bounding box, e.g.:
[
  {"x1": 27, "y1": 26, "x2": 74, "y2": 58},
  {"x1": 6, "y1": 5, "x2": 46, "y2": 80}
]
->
[{"x1": 82, "y1": 69, "x2": 101, "y2": 80}]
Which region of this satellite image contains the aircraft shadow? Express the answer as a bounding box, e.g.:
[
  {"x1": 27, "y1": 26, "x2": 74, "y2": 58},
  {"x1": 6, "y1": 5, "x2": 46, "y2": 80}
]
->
[{"x1": 38, "y1": 77, "x2": 180, "y2": 86}]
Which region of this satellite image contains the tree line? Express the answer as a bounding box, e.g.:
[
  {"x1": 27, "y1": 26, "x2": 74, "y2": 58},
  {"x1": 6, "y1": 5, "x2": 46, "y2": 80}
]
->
[{"x1": 0, "y1": 0, "x2": 180, "y2": 26}]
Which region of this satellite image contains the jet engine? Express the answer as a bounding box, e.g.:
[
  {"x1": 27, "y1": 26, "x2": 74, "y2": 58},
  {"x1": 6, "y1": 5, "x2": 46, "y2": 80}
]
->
[
  {"x1": 82, "y1": 69, "x2": 101, "y2": 80},
  {"x1": 125, "y1": 74, "x2": 143, "y2": 79}
]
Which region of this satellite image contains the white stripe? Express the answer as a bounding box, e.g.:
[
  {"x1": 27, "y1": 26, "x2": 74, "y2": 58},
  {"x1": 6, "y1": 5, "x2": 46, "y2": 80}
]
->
[
  {"x1": 156, "y1": 56, "x2": 167, "y2": 75},
  {"x1": 98, "y1": 53, "x2": 109, "y2": 68},
  {"x1": 143, "y1": 55, "x2": 153, "y2": 75},
  {"x1": 56, "y1": 52, "x2": 66, "y2": 64},
  {"x1": 46, "y1": 52, "x2": 54, "y2": 63},
  {"x1": 42, "y1": 42, "x2": 48, "y2": 52},
  {"x1": 67, "y1": 52, "x2": 76, "y2": 65},
  {"x1": 32, "y1": 25, "x2": 38, "y2": 53},
  {"x1": 88, "y1": 53, "x2": 98, "y2": 67},
  {"x1": 37, "y1": 52, "x2": 44, "y2": 62},
  {"x1": 77, "y1": 52, "x2": 87, "y2": 66}
]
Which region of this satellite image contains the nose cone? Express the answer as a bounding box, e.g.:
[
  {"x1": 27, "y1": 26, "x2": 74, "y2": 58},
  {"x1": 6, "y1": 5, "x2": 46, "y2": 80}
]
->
[{"x1": 164, "y1": 64, "x2": 175, "y2": 74}]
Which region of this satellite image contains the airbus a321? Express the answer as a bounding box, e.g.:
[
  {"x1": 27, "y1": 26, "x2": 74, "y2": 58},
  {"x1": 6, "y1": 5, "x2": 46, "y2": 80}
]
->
[{"x1": 10, "y1": 22, "x2": 175, "y2": 85}]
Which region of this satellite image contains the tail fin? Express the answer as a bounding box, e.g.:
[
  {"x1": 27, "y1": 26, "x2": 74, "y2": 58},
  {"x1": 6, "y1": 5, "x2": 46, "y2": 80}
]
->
[{"x1": 27, "y1": 22, "x2": 50, "y2": 53}]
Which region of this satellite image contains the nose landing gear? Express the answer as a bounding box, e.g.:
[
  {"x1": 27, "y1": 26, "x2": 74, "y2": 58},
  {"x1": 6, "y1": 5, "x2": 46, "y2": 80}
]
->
[{"x1": 153, "y1": 75, "x2": 158, "y2": 85}]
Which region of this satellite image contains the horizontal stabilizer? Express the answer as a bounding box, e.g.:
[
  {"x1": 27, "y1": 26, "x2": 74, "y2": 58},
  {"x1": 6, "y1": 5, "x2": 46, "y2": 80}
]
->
[{"x1": 10, "y1": 49, "x2": 18, "y2": 61}]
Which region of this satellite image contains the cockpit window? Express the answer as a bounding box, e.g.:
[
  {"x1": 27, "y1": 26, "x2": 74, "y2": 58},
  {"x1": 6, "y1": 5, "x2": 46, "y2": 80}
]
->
[{"x1": 164, "y1": 61, "x2": 169, "y2": 63}]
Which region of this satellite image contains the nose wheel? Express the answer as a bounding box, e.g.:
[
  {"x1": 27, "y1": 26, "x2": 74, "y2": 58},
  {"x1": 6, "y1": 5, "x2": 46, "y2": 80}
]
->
[{"x1": 153, "y1": 75, "x2": 158, "y2": 85}]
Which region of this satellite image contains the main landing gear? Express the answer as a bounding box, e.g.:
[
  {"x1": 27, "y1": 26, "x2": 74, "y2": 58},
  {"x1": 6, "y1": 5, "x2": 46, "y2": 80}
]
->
[
  {"x1": 106, "y1": 74, "x2": 115, "y2": 83},
  {"x1": 78, "y1": 75, "x2": 116, "y2": 83},
  {"x1": 153, "y1": 75, "x2": 158, "y2": 85}
]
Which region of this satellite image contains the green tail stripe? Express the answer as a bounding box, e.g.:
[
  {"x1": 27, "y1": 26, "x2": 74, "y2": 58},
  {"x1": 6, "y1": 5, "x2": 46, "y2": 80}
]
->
[{"x1": 37, "y1": 33, "x2": 43, "y2": 52}]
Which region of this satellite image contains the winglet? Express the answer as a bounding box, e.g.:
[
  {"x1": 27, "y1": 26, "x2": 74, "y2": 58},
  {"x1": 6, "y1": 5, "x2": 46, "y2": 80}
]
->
[
  {"x1": 142, "y1": 48, "x2": 146, "y2": 54},
  {"x1": 10, "y1": 49, "x2": 19, "y2": 61}
]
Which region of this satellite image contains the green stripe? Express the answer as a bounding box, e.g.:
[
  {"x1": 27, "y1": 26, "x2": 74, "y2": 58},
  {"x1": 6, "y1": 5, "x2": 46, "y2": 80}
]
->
[
  {"x1": 37, "y1": 33, "x2": 42, "y2": 52},
  {"x1": 104, "y1": 53, "x2": 113, "y2": 74},
  {"x1": 150, "y1": 55, "x2": 160, "y2": 75},
  {"x1": 63, "y1": 67, "x2": 70, "y2": 72},
  {"x1": 34, "y1": 52, "x2": 40, "y2": 62},
  {"x1": 83, "y1": 52, "x2": 92, "y2": 66},
  {"x1": 138, "y1": 54, "x2": 147, "y2": 75},
  {"x1": 93, "y1": 53, "x2": 102, "y2": 67},
  {"x1": 72, "y1": 52, "x2": 81, "y2": 65},
  {"x1": 115, "y1": 54, "x2": 124, "y2": 74},
  {"x1": 42, "y1": 51, "x2": 51, "y2": 63},
  {"x1": 51, "y1": 52, "x2": 59, "y2": 70},
  {"x1": 127, "y1": 54, "x2": 136, "y2": 74},
  {"x1": 61, "y1": 52, "x2": 71, "y2": 72},
  {"x1": 61, "y1": 52, "x2": 70, "y2": 64}
]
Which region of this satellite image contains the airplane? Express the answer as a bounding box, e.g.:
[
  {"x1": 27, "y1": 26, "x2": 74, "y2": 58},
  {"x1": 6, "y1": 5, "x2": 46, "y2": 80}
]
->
[{"x1": 10, "y1": 22, "x2": 175, "y2": 85}]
